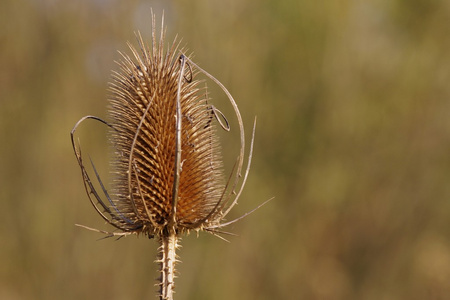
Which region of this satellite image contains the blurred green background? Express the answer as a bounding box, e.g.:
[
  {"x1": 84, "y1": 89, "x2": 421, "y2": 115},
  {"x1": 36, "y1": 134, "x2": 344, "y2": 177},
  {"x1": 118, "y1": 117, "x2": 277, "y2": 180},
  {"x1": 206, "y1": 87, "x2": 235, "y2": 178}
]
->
[{"x1": 1, "y1": 0, "x2": 450, "y2": 299}]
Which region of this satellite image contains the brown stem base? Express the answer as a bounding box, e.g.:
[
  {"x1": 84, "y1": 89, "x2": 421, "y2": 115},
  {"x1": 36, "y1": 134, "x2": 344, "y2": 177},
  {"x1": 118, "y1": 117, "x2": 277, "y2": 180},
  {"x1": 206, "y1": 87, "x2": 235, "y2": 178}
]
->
[{"x1": 157, "y1": 232, "x2": 179, "y2": 300}]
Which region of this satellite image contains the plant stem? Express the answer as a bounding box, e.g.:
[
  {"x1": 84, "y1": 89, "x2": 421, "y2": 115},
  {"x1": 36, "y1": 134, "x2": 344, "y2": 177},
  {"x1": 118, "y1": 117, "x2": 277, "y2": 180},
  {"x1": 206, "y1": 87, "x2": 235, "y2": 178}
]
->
[{"x1": 158, "y1": 231, "x2": 178, "y2": 300}]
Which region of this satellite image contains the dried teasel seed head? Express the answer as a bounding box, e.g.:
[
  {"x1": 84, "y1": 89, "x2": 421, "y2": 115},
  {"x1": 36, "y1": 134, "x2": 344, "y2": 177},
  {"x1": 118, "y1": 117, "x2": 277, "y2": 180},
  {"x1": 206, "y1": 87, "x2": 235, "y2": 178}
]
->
[
  {"x1": 107, "y1": 36, "x2": 226, "y2": 238},
  {"x1": 71, "y1": 15, "x2": 258, "y2": 241}
]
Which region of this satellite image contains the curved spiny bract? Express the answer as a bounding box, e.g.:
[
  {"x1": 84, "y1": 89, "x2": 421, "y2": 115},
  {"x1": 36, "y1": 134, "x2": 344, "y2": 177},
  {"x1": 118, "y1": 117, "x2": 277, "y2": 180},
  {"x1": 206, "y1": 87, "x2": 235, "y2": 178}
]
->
[{"x1": 107, "y1": 31, "x2": 225, "y2": 239}]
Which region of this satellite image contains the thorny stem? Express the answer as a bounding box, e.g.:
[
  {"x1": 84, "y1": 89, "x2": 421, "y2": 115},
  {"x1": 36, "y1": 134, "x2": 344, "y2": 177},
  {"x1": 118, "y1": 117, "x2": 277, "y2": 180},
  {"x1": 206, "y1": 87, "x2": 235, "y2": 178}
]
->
[{"x1": 158, "y1": 230, "x2": 178, "y2": 300}]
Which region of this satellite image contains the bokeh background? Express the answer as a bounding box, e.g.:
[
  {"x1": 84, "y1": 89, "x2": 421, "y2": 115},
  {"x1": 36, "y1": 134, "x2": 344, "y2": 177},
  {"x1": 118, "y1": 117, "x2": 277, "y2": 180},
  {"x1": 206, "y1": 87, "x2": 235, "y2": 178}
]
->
[{"x1": 1, "y1": 0, "x2": 450, "y2": 299}]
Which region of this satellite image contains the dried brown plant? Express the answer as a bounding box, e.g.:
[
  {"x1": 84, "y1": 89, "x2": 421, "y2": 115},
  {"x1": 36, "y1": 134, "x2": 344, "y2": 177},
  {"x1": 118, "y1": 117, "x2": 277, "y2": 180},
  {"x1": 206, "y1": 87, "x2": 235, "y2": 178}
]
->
[{"x1": 70, "y1": 13, "x2": 266, "y2": 300}]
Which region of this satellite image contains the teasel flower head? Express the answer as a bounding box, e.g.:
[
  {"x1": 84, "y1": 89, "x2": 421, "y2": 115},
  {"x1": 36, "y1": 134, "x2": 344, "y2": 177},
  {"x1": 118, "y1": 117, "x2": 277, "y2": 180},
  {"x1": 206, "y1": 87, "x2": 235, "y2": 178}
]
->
[{"x1": 71, "y1": 13, "x2": 265, "y2": 300}]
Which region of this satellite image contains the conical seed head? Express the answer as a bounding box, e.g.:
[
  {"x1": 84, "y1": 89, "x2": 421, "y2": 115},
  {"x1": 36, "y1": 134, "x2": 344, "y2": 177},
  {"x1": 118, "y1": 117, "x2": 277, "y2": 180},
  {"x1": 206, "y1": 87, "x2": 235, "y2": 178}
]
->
[{"x1": 107, "y1": 33, "x2": 225, "y2": 237}]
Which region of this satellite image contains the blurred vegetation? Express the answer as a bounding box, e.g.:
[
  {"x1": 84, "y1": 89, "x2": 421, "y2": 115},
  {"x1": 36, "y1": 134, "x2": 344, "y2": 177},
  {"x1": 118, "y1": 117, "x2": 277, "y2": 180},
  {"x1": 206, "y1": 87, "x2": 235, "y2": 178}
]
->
[{"x1": 1, "y1": 0, "x2": 450, "y2": 299}]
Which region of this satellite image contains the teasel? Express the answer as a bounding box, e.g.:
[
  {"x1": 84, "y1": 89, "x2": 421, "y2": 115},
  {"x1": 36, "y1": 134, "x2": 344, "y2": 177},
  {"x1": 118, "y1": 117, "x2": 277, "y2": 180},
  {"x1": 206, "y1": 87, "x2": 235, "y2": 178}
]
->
[{"x1": 70, "y1": 13, "x2": 267, "y2": 300}]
